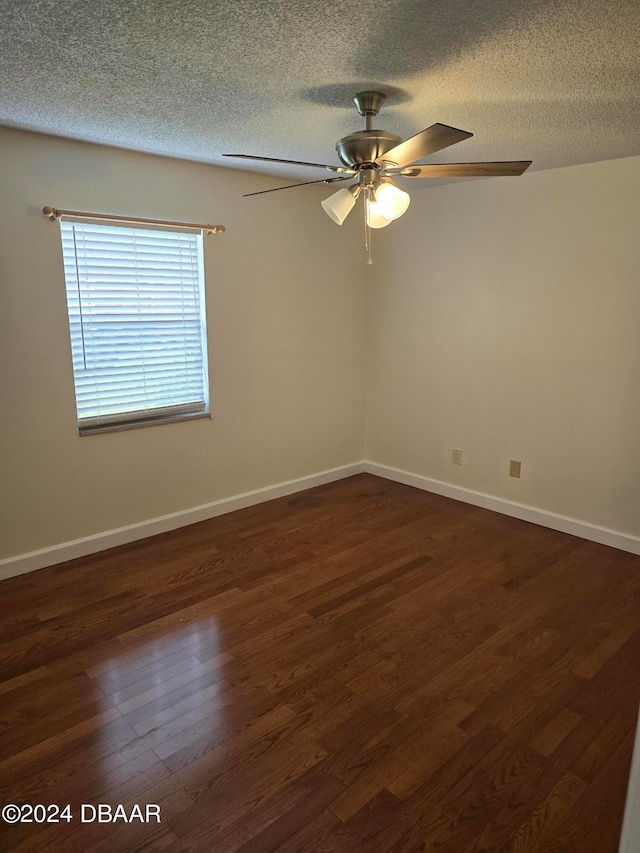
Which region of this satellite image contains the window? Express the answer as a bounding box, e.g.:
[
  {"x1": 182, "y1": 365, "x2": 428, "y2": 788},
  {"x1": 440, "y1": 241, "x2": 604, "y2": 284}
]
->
[{"x1": 59, "y1": 219, "x2": 210, "y2": 434}]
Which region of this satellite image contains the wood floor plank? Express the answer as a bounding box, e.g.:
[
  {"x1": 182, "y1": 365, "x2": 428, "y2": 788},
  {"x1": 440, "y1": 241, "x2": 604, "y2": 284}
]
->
[
  {"x1": 529, "y1": 707, "x2": 582, "y2": 757},
  {"x1": 493, "y1": 770, "x2": 587, "y2": 853},
  {"x1": 171, "y1": 766, "x2": 345, "y2": 853},
  {"x1": 0, "y1": 473, "x2": 638, "y2": 852}
]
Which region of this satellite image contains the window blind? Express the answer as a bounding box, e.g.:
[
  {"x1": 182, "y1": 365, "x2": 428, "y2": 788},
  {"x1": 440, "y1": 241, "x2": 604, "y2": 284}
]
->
[{"x1": 60, "y1": 219, "x2": 209, "y2": 433}]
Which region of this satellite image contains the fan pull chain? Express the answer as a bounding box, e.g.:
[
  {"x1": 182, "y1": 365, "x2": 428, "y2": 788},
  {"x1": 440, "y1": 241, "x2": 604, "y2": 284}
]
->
[{"x1": 364, "y1": 189, "x2": 373, "y2": 265}]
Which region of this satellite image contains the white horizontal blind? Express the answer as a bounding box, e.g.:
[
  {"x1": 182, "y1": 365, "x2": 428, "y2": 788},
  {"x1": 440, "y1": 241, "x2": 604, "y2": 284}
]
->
[{"x1": 60, "y1": 220, "x2": 209, "y2": 432}]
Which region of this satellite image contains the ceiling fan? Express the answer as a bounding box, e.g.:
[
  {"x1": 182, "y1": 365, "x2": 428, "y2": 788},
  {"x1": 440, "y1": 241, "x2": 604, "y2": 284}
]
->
[{"x1": 224, "y1": 91, "x2": 531, "y2": 263}]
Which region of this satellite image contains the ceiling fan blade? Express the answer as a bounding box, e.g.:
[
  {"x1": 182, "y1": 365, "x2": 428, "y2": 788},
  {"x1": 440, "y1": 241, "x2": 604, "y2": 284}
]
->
[
  {"x1": 224, "y1": 154, "x2": 355, "y2": 174},
  {"x1": 243, "y1": 176, "x2": 351, "y2": 198},
  {"x1": 395, "y1": 161, "x2": 533, "y2": 178},
  {"x1": 376, "y1": 123, "x2": 473, "y2": 168}
]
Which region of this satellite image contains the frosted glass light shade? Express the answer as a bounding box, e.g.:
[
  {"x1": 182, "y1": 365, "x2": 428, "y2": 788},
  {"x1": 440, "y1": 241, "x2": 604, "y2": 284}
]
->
[
  {"x1": 321, "y1": 188, "x2": 357, "y2": 225},
  {"x1": 375, "y1": 182, "x2": 410, "y2": 220},
  {"x1": 366, "y1": 199, "x2": 392, "y2": 229}
]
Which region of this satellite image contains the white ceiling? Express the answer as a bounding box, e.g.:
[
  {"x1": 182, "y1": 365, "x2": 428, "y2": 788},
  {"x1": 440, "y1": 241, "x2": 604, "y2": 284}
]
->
[{"x1": 1, "y1": 0, "x2": 639, "y2": 188}]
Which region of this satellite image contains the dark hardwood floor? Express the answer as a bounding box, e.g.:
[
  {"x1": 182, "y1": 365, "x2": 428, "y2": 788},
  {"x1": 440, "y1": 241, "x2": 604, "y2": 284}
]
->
[{"x1": 1, "y1": 473, "x2": 639, "y2": 852}]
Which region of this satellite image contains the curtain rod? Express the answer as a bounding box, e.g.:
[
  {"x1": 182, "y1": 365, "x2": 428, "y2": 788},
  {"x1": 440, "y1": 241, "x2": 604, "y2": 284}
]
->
[{"x1": 42, "y1": 206, "x2": 225, "y2": 235}]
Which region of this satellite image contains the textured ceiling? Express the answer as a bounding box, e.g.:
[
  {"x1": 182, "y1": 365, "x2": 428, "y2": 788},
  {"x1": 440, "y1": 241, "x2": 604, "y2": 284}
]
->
[{"x1": 1, "y1": 0, "x2": 639, "y2": 187}]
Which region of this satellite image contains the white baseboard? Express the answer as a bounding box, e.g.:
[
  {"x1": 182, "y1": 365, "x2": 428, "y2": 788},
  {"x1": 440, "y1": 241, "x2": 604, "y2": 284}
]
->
[
  {"x1": 365, "y1": 461, "x2": 640, "y2": 556},
  {"x1": 3, "y1": 459, "x2": 638, "y2": 582},
  {"x1": 0, "y1": 462, "x2": 366, "y2": 581}
]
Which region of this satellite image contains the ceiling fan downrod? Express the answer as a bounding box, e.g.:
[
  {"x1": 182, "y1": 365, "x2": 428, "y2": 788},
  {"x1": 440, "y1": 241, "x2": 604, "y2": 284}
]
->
[
  {"x1": 335, "y1": 93, "x2": 401, "y2": 171},
  {"x1": 353, "y1": 91, "x2": 386, "y2": 131}
]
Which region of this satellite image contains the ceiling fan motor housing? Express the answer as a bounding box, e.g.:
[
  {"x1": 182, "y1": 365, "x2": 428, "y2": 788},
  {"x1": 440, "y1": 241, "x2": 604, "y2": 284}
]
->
[{"x1": 335, "y1": 130, "x2": 402, "y2": 169}]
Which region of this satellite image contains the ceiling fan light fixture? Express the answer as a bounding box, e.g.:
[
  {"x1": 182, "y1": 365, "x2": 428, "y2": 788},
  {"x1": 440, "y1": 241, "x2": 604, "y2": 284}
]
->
[
  {"x1": 374, "y1": 181, "x2": 411, "y2": 220},
  {"x1": 321, "y1": 186, "x2": 360, "y2": 225}
]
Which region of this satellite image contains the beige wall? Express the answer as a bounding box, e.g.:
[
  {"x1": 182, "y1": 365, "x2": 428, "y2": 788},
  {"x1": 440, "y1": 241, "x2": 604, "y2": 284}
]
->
[
  {"x1": 367, "y1": 156, "x2": 640, "y2": 536},
  {"x1": 0, "y1": 128, "x2": 367, "y2": 559},
  {"x1": 2, "y1": 126, "x2": 638, "y2": 562}
]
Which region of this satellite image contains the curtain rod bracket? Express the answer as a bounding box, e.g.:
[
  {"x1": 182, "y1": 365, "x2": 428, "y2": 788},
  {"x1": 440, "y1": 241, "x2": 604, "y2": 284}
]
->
[{"x1": 42, "y1": 206, "x2": 225, "y2": 234}]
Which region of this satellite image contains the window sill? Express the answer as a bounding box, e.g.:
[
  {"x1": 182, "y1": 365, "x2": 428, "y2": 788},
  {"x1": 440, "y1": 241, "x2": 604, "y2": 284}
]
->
[{"x1": 79, "y1": 410, "x2": 212, "y2": 436}]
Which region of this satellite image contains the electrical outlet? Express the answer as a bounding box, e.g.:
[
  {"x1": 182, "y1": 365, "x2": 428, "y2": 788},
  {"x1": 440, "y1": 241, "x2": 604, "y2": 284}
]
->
[
  {"x1": 509, "y1": 460, "x2": 522, "y2": 478},
  {"x1": 452, "y1": 448, "x2": 462, "y2": 465}
]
